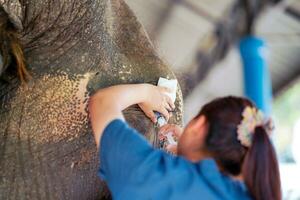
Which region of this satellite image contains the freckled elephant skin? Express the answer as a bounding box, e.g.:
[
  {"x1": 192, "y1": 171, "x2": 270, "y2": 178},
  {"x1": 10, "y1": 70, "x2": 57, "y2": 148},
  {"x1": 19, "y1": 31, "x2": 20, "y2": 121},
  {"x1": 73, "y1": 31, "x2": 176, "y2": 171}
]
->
[{"x1": 0, "y1": 0, "x2": 183, "y2": 199}]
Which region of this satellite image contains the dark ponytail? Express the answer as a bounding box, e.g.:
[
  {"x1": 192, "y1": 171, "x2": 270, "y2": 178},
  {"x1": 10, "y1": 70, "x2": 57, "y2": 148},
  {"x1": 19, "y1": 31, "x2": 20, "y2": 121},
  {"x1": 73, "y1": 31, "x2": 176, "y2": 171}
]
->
[
  {"x1": 0, "y1": 7, "x2": 28, "y2": 82},
  {"x1": 198, "y1": 96, "x2": 281, "y2": 200},
  {"x1": 243, "y1": 126, "x2": 281, "y2": 200}
]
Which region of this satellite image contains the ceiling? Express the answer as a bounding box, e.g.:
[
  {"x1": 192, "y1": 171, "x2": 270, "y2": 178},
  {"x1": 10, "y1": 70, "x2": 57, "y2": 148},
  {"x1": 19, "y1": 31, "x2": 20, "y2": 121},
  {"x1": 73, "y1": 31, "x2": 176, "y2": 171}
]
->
[{"x1": 125, "y1": 0, "x2": 300, "y2": 122}]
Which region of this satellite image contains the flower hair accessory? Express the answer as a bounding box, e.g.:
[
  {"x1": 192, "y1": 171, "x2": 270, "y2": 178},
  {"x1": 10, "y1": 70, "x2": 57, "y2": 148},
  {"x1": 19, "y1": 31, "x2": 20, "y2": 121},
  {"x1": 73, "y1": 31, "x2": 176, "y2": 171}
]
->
[{"x1": 237, "y1": 106, "x2": 273, "y2": 147}]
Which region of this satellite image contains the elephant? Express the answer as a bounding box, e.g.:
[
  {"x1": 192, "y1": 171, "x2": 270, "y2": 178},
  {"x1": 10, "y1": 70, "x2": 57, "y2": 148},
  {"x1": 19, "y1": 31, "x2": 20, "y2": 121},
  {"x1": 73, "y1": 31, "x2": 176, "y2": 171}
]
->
[{"x1": 0, "y1": 0, "x2": 183, "y2": 199}]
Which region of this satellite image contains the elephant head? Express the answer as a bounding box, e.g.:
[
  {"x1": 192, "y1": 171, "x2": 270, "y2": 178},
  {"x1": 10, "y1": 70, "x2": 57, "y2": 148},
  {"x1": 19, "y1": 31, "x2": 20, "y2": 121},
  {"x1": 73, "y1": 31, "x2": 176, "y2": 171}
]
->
[{"x1": 0, "y1": 0, "x2": 183, "y2": 199}]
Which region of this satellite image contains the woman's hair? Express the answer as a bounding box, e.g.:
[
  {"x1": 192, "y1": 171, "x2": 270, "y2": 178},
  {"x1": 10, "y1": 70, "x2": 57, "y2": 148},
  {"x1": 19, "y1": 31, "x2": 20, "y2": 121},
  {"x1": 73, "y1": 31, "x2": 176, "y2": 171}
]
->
[
  {"x1": 0, "y1": 7, "x2": 28, "y2": 82},
  {"x1": 197, "y1": 96, "x2": 281, "y2": 200}
]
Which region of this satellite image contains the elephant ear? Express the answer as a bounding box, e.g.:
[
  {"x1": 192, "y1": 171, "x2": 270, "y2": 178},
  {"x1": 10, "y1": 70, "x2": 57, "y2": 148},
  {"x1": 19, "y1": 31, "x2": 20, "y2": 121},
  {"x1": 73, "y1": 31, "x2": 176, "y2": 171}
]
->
[{"x1": 0, "y1": 0, "x2": 24, "y2": 30}]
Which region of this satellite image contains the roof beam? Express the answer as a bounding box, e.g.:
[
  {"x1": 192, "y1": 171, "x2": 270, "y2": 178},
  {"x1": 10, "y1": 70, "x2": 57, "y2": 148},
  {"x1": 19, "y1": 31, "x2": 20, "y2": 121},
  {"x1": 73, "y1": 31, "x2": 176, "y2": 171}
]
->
[
  {"x1": 274, "y1": 64, "x2": 300, "y2": 96},
  {"x1": 285, "y1": 6, "x2": 300, "y2": 21}
]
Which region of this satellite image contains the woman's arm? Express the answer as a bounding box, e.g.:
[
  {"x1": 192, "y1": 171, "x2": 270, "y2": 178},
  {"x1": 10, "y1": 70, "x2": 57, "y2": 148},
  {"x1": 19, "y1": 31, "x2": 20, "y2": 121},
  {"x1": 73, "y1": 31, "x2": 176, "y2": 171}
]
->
[{"x1": 88, "y1": 83, "x2": 174, "y2": 147}]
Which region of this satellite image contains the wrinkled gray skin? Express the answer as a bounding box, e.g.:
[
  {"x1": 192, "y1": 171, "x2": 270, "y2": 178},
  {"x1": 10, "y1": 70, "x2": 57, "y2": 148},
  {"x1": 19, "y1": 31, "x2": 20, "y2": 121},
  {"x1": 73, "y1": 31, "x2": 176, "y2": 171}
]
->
[{"x1": 0, "y1": 0, "x2": 183, "y2": 199}]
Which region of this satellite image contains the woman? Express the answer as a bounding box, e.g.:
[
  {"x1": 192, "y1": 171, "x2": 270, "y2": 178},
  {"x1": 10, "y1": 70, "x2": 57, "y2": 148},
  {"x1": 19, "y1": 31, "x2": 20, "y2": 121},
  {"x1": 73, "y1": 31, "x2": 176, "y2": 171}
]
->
[{"x1": 89, "y1": 83, "x2": 281, "y2": 200}]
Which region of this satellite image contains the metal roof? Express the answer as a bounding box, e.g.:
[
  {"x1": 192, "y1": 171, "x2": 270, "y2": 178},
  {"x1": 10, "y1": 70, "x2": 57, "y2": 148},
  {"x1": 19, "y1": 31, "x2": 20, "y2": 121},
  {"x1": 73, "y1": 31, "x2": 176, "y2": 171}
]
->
[{"x1": 126, "y1": 0, "x2": 300, "y2": 91}]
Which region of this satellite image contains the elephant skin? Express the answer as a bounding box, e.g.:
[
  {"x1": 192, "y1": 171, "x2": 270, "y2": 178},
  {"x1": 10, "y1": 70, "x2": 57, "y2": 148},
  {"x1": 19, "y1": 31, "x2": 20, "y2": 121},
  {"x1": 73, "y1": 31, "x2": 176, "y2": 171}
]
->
[{"x1": 0, "y1": 0, "x2": 183, "y2": 199}]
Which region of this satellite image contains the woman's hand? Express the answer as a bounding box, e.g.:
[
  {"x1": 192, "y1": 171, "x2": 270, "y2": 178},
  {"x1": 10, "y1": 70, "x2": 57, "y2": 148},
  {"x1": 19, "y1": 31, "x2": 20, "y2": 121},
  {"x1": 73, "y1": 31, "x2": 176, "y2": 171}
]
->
[
  {"x1": 138, "y1": 84, "x2": 175, "y2": 123},
  {"x1": 159, "y1": 124, "x2": 183, "y2": 138},
  {"x1": 89, "y1": 83, "x2": 175, "y2": 148},
  {"x1": 158, "y1": 124, "x2": 183, "y2": 154}
]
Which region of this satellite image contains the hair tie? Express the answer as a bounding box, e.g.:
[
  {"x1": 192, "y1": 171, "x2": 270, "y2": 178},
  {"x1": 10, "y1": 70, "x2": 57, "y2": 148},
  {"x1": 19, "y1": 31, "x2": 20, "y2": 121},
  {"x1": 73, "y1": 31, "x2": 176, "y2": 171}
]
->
[{"x1": 237, "y1": 106, "x2": 273, "y2": 147}]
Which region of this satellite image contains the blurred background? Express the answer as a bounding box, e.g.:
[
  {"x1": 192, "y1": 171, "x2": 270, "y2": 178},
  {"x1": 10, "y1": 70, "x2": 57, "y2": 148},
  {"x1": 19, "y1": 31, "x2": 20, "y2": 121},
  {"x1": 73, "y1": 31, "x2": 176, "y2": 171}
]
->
[{"x1": 125, "y1": 0, "x2": 300, "y2": 199}]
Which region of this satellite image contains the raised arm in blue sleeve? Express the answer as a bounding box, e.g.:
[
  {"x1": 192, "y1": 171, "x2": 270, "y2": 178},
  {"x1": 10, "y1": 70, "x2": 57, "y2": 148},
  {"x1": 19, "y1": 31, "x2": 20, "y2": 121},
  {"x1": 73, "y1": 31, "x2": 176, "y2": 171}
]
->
[{"x1": 98, "y1": 119, "x2": 156, "y2": 194}]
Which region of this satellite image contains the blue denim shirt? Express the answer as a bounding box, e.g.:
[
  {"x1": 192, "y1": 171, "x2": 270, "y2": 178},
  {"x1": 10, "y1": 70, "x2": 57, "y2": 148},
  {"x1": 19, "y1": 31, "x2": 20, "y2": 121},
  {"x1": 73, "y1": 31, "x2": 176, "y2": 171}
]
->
[{"x1": 98, "y1": 119, "x2": 252, "y2": 200}]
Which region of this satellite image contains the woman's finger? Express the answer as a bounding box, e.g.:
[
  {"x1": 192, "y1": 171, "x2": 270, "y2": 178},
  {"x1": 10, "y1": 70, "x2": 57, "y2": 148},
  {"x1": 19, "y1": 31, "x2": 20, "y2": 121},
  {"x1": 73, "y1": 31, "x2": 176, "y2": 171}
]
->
[
  {"x1": 159, "y1": 124, "x2": 170, "y2": 134},
  {"x1": 165, "y1": 95, "x2": 175, "y2": 110},
  {"x1": 164, "y1": 95, "x2": 175, "y2": 111},
  {"x1": 159, "y1": 124, "x2": 175, "y2": 134},
  {"x1": 160, "y1": 124, "x2": 183, "y2": 139},
  {"x1": 160, "y1": 108, "x2": 169, "y2": 122},
  {"x1": 159, "y1": 134, "x2": 166, "y2": 141},
  {"x1": 166, "y1": 144, "x2": 178, "y2": 154},
  {"x1": 164, "y1": 102, "x2": 172, "y2": 112},
  {"x1": 146, "y1": 110, "x2": 157, "y2": 123}
]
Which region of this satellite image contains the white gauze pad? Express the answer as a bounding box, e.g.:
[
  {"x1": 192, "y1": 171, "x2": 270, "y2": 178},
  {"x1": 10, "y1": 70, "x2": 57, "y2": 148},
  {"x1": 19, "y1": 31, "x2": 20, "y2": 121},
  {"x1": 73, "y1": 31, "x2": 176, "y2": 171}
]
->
[
  {"x1": 157, "y1": 77, "x2": 177, "y2": 104},
  {"x1": 156, "y1": 77, "x2": 177, "y2": 127}
]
